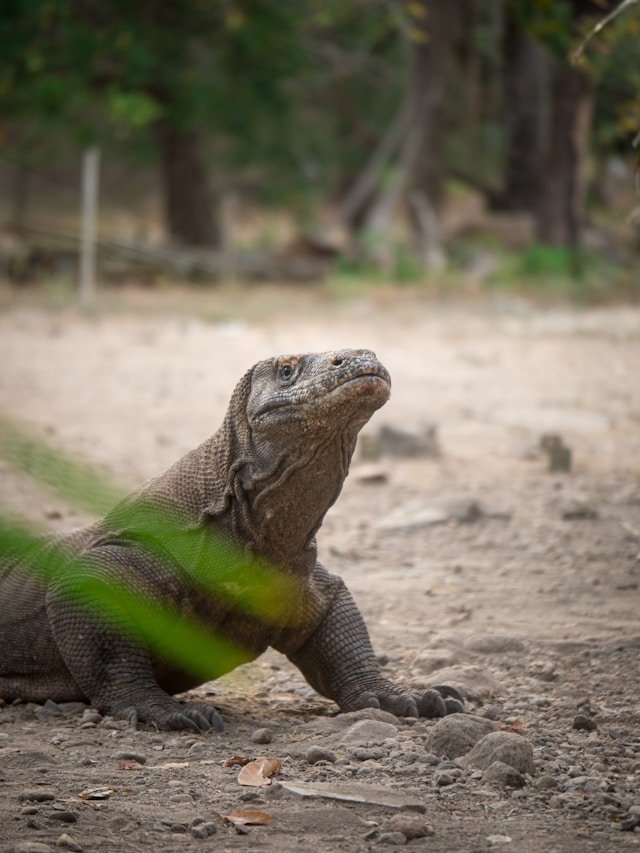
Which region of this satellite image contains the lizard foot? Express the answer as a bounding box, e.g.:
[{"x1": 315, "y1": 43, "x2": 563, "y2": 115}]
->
[
  {"x1": 418, "y1": 685, "x2": 466, "y2": 718},
  {"x1": 341, "y1": 683, "x2": 419, "y2": 718},
  {"x1": 95, "y1": 688, "x2": 224, "y2": 733},
  {"x1": 125, "y1": 701, "x2": 224, "y2": 733}
]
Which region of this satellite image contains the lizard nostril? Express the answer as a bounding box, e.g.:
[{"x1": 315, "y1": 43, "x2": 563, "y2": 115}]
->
[{"x1": 331, "y1": 355, "x2": 344, "y2": 367}]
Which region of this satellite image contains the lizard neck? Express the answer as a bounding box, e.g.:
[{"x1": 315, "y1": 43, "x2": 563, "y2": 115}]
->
[{"x1": 241, "y1": 430, "x2": 357, "y2": 569}]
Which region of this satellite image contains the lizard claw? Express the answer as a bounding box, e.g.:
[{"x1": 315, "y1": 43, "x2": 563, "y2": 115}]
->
[{"x1": 417, "y1": 685, "x2": 466, "y2": 718}]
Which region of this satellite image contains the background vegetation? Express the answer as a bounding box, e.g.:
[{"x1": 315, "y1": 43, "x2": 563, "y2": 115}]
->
[{"x1": 0, "y1": 0, "x2": 638, "y2": 296}]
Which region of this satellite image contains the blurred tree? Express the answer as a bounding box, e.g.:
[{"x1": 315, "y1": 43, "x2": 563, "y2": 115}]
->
[
  {"x1": 497, "y1": 13, "x2": 549, "y2": 211},
  {"x1": 501, "y1": 0, "x2": 620, "y2": 247},
  {"x1": 0, "y1": 0, "x2": 307, "y2": 248}
]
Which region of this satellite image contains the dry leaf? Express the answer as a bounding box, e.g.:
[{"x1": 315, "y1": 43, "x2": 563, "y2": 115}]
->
[
  {"x1": 224, "y1": 808, "x2": 274, "y2": 827},
  {"x1": 223, "y1": 754, "x2": 251, "y2": 767},
  {"x1": 118, "y1": 760, "x2": 143, "y2": 770},
  {"x1": 237, "y1": 757, "x2": 282, "y2": 787}
]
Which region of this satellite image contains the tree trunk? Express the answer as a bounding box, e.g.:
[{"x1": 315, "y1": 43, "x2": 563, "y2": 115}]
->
[
  {"x1": 536, "y1": 62, "x2": 593, "y2": 247},
  {"x1": 155, "y1": 123, "x2": 222, "y2": 248},
  {"x1": 9, "y1": 163, "x2": 30, "y2": 233},
  {"x1": 358, "y1": 0, "x2": 457, "y2": 269},
  {"x1": 498, "y1": 21, "x2": 549, "y2": 211}
]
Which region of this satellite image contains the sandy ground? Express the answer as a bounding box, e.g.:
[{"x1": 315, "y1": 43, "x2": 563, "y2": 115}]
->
[{"x1": 0, "y1": 286, "x2": 639, "y2": 852}]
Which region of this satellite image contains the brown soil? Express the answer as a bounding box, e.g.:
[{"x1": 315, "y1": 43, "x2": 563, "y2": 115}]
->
[{"x1": 1, "y1": 286, "x2": 639, "y2": 852}]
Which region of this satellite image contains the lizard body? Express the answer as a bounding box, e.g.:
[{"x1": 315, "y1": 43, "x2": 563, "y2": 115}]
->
[{"x1": 0, "y1": 350, "x2": 458, "y2": 731}]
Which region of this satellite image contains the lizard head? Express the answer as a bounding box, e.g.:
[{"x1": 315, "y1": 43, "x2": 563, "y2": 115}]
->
[{"x1": 246, "y1": 349, "x2": 391, "y2": 438}]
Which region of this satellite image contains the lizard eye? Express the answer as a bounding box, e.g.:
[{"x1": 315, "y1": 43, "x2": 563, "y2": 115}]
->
[{"x1": 279, "y1": 363, "x2": 294, "y2": 381}]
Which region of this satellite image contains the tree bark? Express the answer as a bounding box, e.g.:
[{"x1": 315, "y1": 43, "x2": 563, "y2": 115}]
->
[
  {"x1": 155, "y1": 123, "x2": 222, "y2": 248},
  {"x1": 536, "y1": 62, "x2": 594, "y2": 247},
  {"x1": 498, "y1": 19, "x2": 549, "y2": 211}
]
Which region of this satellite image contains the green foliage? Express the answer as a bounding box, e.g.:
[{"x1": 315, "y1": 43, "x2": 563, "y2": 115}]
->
[{"x1": 0, "y1": 416, "x2": 301, "y2": 680}]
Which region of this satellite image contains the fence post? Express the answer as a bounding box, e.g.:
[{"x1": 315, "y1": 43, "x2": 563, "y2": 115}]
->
[{"x1": 79, "y1": 146, "x2": 100, "y2": 305}]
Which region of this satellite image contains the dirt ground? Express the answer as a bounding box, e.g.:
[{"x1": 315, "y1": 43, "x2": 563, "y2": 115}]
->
[{"x1": 0, "y1": 285, "x2": 639, "y2": 853}]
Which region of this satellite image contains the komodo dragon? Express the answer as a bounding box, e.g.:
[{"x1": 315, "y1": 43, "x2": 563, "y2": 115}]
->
[{"x1": 0, "y1": 349, "x2": 462, "y2": 731}]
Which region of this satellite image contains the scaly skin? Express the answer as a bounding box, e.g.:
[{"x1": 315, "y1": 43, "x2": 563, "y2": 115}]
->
[{"x1": 0, "y1": 350, "x2": 462, "y2": 731}]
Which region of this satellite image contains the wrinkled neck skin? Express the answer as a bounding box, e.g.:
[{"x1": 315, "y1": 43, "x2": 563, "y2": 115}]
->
[
  {"x1": 244, "y1": 424, "x2": 360, "y2": 569},
  {"x1": 203, "y1": 406, "x2": 362, "y2": 572}
]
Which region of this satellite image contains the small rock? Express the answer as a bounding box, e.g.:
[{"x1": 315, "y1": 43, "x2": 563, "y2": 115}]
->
[
  {"x1": 13, "y1": 843, "x2": 53, "y2": 853},
  {"x1": 352, "y1": 747, "x2": 384, "y2": 761},
  {"x1": 378, "y1": 831, "x2": 407, "y2": 845},
  {"x1": 341, "y1": 720, "x2": 398, "y2": 746},
  {"x1": 460, "y1": 732, "x2": 535, "y2": 775},
  {"x1": 47, "y1": 811, "x2": 78, "y2": 824},
  {"x1": 486, "y1": 835, "x2": 512, "y2": 846},
  {"x1": 81, "y1": 709, "x2": 102, "y2": 724},
  {"x1": 306, "y1": 746, "x2": 337, "y2": 765},
  {"x1": 572, "y1": 714, "x2": 598, "y2": 732},
  {"x1": 35, "y1": 700, "x2": 63, "y2": 722},
  {"x1": 169, "y1": 793, "x2": 192, "y2": 804},
  {"x1": 528, "y1": 660, "x2": 557, "y2": 682},
  {"x1": 535, "y1": 775, "x2": 559, "y2": 791},
  {"x1": 19, "y1": 790, "x2": 56, "y2": 803},
  {"x1": 540, "y1": 433, "x2": 572, "y2": 472},
  {"x1": 385, "y1": 814, "x2": 435, "y2": 839},
  {"x1": 20, "y1": 806, "x2": 38, "y2": 815},
  {"x1": 561, "y1": 499, "x2": 598, "y2": 520},
  {"x1": 191, "y1": 821, "x2": 217, "y2": 839},
  {"x1": 250, "y1": 728, "x2": 273, "y2": 745},
  {"x1": 433, "y1": 771, "x2": 454, "y2": 787},
  {"x1": 113, "y1": 751, "x2": 147, "y2": 764},
  {"x1": 57, "y1": 834, "x2": 83, "y2": 851},
  {"x1": 425, "y1": 714, "x2": 499, "y2": 759},
  {"x1": 483, "y1": 760, "x2": 526, "y2": 789}
]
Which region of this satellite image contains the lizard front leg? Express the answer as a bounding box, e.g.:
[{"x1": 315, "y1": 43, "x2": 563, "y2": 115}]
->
[
  {"x1": 46, "y1": 543, "x2": 224, "y2": 733},
  {"x1": 278, "y1": 569, "x2": 419, "y2": 717}
]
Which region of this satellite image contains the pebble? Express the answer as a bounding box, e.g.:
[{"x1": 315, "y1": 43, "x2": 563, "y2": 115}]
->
[
  {"x1": 486, "y1": 835, "x2": 512, "y2": 846},
  {"x1": 425, "y1": 714, "x2": 498, "y2": 758},
  {"x1": 35, "y1": 700, "x2": 63, "y2": 722},
  {"x1": 572, "y1": 714, "x2": 598, "y2": 732},
  {"x1": 47, "y1": 811, "x2": 78, "y2": 824},
  {"x1": 352, "y1": 747, "x2": 384, "y2": 761},
  {"x1": 306, "y1": 746, "x2": 337, "y2": 765},
  {"x1": 57, "y1": 834, "x2": 83, "y2": 851},
  {"x1": 19, "y1": 790, "x2": 56, "y2": 802},
  {"x1": 433, "y1": 771, "x2": 454, "y2": 787},
  {"x1": 81, "y1": 710, "x2": 102, "y2": 724},
  {"x1": 378, "y1": 831, "x2": 408, "y2": 845},
  {"x1": 191, "y1": 821, "x2": 217, "y2": 838},
  {"x1": 113, "y1": 751, "x2": 147, "y2": 764},
  {"x1": 169, "y1": 793, "x2": 193, "y2": 804},
  {"x1": 385, "y1": 814, "x2": 435, "y2": 839},
  {"x1": 535, "y1": 775, "x2": 559, "y2": 791},
  {"x1": 20, "y1": 806, "x2": 38, "y2": 815},
  {"x1": 250, "y1": 728, "x2": 273, "y2": 744},
  {"x1": 483, "y1": 761, "x2": 525, "y2": 789},
  {"x1": 460, "y1": 732, "x2": 535, "y2": 775}
]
